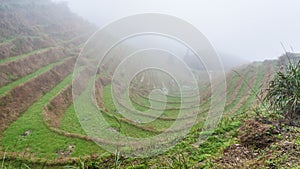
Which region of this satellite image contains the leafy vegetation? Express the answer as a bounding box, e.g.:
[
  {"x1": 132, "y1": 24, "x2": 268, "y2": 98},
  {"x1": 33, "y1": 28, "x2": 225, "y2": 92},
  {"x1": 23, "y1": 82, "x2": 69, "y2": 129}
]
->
[{"x1": 265, "y1": 55, "x2": 300, "y2": 124}]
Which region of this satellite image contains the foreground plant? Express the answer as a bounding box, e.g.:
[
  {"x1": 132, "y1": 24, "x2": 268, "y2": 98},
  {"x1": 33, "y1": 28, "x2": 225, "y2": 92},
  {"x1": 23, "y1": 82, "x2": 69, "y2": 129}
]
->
[{"x1": 265, "y1": 53, "x2": 300, "y2": 124}]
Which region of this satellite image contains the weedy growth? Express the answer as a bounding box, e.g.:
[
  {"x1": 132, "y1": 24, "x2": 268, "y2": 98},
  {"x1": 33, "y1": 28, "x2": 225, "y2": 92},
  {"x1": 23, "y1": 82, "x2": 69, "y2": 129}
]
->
[{"x1": 265, "y1": 53, "x2": 300, "y2": 125}]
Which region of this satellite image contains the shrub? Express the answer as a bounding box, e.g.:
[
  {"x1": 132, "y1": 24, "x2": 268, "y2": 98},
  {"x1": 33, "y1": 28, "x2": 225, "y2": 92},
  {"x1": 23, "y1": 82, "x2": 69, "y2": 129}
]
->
[{"x1": 265, "y1": 54, "x2": 300, "y2": 124}]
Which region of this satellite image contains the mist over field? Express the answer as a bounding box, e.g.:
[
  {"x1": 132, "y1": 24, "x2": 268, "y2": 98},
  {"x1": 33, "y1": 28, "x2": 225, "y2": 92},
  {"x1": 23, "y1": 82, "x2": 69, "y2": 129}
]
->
[
  {"x1": 53, "y1": 0, "x2": 300, "y2": 65},
  {"x1": 1, "y1": 0, "x2": 300, "y2": 168}
]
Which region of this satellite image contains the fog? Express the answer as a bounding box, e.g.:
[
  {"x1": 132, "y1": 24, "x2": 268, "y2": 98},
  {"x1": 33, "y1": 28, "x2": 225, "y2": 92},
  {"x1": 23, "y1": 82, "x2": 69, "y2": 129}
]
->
[{"x1": 53, "y1": 0, "x2": 300, "y2": 62}]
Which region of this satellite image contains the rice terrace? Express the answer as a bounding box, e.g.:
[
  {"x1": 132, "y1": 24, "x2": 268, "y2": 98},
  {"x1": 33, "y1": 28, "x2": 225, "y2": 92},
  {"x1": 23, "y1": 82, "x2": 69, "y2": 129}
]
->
[{"x1": 0, "y1": 0, "x2": 300, "y2": 168}]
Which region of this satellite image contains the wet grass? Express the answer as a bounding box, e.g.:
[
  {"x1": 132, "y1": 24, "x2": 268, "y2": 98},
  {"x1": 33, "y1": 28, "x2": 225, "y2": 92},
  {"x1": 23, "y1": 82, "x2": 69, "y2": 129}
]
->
[
  {"x1": 224, "y1": 64, "x2": 258, "y2": 112},
  {"x1": 1, "y1": 75, "x2": 104, "y2": 159},
  {"x1": 0, "y1": 47, "x2": 54, "y2": 65},
  {"x1": 0, "y1": 59, "x2": 67, "y2": 96},
  {"x1": 0, "y1": 60, "x2": 280, "y2": 167},
  {"x1": 60, "y1": 83, "x2": 156, "y2": 138}
]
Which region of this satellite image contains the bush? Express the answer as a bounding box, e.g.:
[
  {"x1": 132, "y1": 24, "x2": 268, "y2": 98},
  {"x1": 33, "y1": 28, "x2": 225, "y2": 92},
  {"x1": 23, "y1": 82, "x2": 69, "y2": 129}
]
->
[{"x1": 265, "y1": 54, "x2": 300, "y2": 124}]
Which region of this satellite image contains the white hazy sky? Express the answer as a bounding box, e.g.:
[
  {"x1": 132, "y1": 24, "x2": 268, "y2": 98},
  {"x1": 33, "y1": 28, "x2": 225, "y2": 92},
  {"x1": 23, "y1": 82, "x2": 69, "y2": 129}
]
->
[{"x1": 53, "y1": 0, "x2": 300, "y2": 61}]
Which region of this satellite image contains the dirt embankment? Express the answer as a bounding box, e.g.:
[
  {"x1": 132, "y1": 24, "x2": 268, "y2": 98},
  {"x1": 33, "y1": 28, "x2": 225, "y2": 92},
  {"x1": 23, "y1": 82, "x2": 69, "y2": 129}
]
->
[
  {"x1": 95, "y1": 77, "x2": 105, "y2": 109},
  {"x1": 44, "y1": 85, "x2": 73, "y2": 128},
  {"x1": 214, "y1": 119, "x2": 286, "y2": 169},
  {"x1": 0, "y1": 36, "x2": 55, "y2": 60},
  {"x1": 0, "y1": 47, "x2": 72, "y2": 87},
  {"x1": 0, "y1": 58, "x2": 76, "y2": 132},
  {"x1": 44, "y1": 74, "x2": 106, "y2": 129}
]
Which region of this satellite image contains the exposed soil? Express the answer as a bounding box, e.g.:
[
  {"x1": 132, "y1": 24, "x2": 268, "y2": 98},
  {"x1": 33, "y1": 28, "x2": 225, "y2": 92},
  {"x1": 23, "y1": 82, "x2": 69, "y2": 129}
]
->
[
  {"x1": 44, "y1": 85, "x2": 73, "y2": 128},
  {"x1": 0, "y1": 47, "x2": 72, "y2": 87},
  {"x1": 95, "y1": 77, "x2": 105, "y2": 109},
  {"x1": 0, "y1": 36, "x2": 55, "y2": 60},
  {"x1": 226, "y1": 69, "x2": 247, "y2": 103},
  {"x1": 0, "y1": 58, "x2": 75, "y2": 131},
  {"x1": 214, "y1": 144, "x2": 257, "y2": 168},
  {"x1": 227, "y1": 65, "x2": 259, "y2": 114},
  {"x1": 238, "y1": 119, "x2": 279, "y2": 148},
  {"x1": 56, "y1": 144, "x2": 75, "y2": 157},
  {"x1": 43, "y1": 73, "x2": 109, "y2": 129},
  {"x1": 213, "y1": 118, "x2": 300, "y2": 169}
]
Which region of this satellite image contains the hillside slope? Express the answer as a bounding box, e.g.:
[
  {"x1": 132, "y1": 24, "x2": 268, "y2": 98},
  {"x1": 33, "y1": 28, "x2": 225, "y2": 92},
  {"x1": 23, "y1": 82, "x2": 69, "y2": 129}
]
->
[
  {"x1": 0, "y1": 0, "x2": 95, "y2": 131},
  {"x1": 0, "y1": 1, "x2": 299, "y2": 168}
]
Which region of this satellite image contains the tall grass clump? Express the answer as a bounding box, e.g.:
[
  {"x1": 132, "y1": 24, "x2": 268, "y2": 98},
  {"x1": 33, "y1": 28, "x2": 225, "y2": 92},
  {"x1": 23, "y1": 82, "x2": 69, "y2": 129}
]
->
[{"x1": 265, "y1": 53, "x2": 300, "y2": 124}]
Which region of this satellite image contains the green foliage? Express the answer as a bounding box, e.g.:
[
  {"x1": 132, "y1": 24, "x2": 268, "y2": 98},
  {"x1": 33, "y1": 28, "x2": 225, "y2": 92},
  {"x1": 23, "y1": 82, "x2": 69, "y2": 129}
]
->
[
  {"x1": 0, "y1": 60, "x2": 62, "y2": 96},
  {"x1": 265, "y1": 57, "x2": 300, "y2": 121},
  {"x1": 0, "y1": 47, "x2": 52, "y2": 65},
  {"x1": 1, "y1": 75, "x2": 104, "y2": 159}
]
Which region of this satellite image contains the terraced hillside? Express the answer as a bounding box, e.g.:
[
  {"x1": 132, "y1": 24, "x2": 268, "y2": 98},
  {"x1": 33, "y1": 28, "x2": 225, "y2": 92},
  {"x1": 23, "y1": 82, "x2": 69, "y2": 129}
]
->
[
  {"x1": 0, "y1": 52, "x2": 278, "y2": 166},
  {"x1": 0, "y1": 0, "x2": 99, "y2": 164},
  {"x1": 0, "y1": 0, "x2": 289, "y2": 168}
]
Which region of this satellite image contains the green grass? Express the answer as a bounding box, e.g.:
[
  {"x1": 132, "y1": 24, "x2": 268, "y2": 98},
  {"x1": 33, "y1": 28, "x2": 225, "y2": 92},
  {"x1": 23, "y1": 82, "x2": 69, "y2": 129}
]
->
[
  {"x1": 1, "y1": 74, "x2": 105, "y2": 159},
  {"x1": 60, "y1": 105, "x2": 86, "y2": 135},
  {"x1": 0, "y1": 34, "x2": 85, "y2": 65},
  {"x1": 131, "y1": 93, "x2": 200, "y2": 110},
  {"x1": 60, "y1": 82, "x2": 156, "y2": 138},
  {"x1": 129, "y1": 94, "x2": 181, "y2": 119},
  {"x1": 235, "y1": 63, "x2": 265, "y2": 113},
  {"x1": 98, "y1": 114, "x2": 243, "y2": 168},
  {"x1": 60, "y1": 104, "x2": 156, "y2": 138},
  {"x1": 129, "y1": 90, "x2": 203, "y2": 119},
  {"x1": 0, "y1": 37, "x2": 16, "y2": 45},
  {"x1": 225, "y1": 70, "x2": 242, "y2": 99},
  {"x1": 0, "y1": 59, "x2": 279, "y2": 167},
  {"x1": 104, "y1": 85, "x2": 197, "y2": 131},
  {"x1": 0, "y1": 59, "x2": 67, "y2": 96},
  {"x1": 0, "y1": 47, "x2": 54, "y2": 65},
  {"x1": 224, "y1": 65, "x2": 258, "y2": 113}
]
